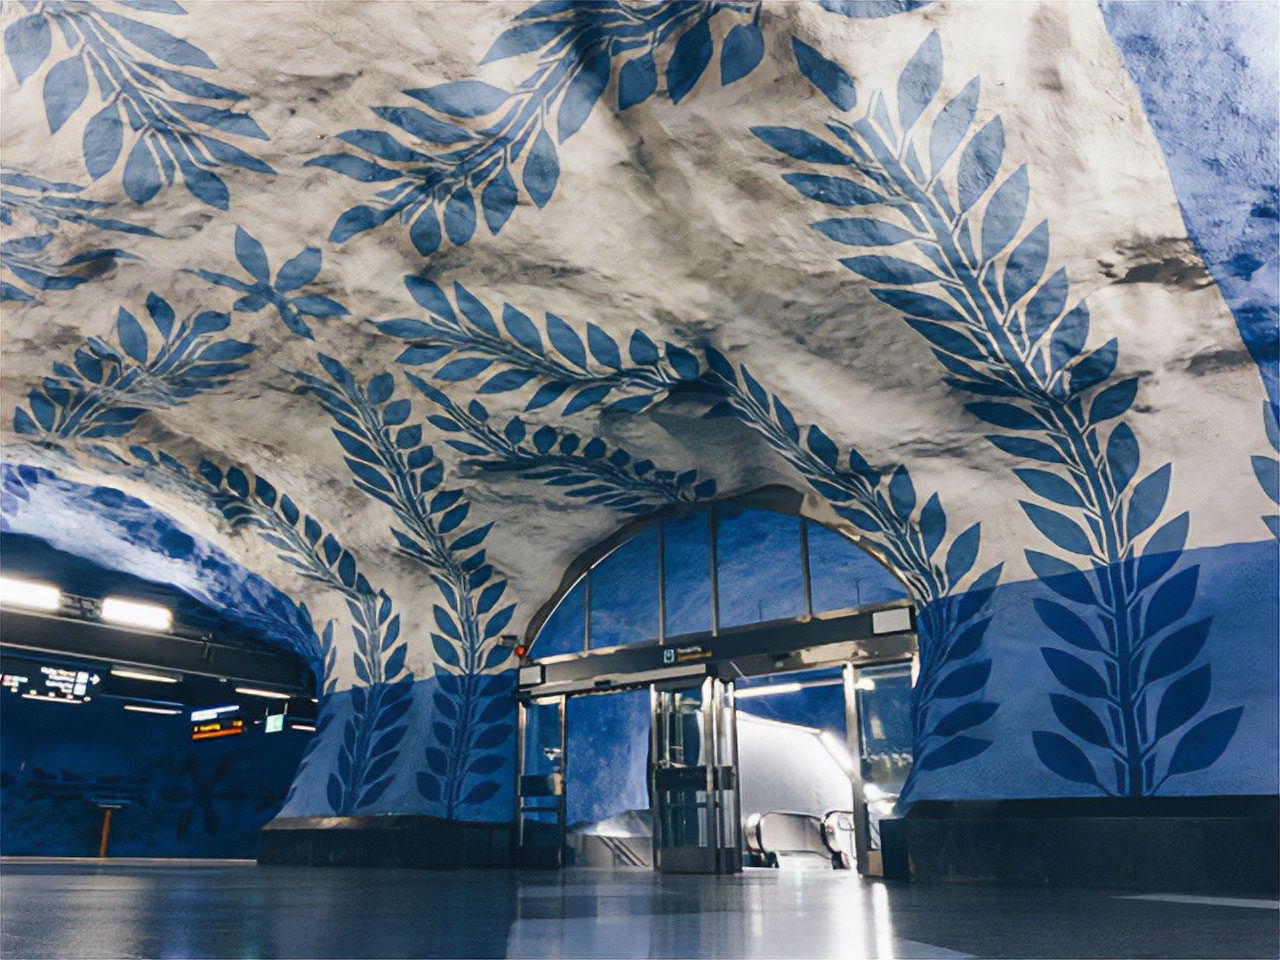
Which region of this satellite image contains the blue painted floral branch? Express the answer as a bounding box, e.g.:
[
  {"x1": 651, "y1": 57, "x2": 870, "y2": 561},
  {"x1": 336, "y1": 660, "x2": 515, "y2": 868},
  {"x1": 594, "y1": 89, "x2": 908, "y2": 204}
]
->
[
  {"x1": 3, "y1": 1, "x2": 274, "y2": 209},
  {"x1": 378, "y1": 275, "x2": 703, "y2": 414},
  {"x1": 291, "y1": 356, "x2": 516, "y2": 817},
  {"x1": 2, "y1": 168, "x2": 154, "y2": 301},
  {"x1": 187, "y1": 227, "x2": 347, "y2": 340},
  {"x1": 407, "y1": 374, "x2": 716, "y2": 514},
  {"x1": 699, "y1": 348, "x2": 1001, "y2": 782},
  {"x1": 756, "y1": 31, "x2": 1238, "y2": 795},
  {"x1": 12, "y1": 292, "x2": 252, "y2": 444},
  {"x1": 310, "y1": 1, "x2": 764, "y2": 254}
]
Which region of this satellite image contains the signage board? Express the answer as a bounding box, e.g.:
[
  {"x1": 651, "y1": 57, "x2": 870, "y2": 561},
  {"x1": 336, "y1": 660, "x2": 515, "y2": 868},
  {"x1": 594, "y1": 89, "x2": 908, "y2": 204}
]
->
[
  {"x1": 192, "y1": 718, "x2": 244, "y2": 741},
  {"x1": 264, "y1": 713, "x2": 284, "y2": 734},
  {"x1": 1, "y1": 665, "x2": 99, "y2": 704}
]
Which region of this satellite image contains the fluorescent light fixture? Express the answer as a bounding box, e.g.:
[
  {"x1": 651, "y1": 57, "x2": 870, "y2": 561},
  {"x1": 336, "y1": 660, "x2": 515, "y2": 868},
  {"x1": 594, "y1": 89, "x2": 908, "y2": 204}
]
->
[
  {"x1": 290, "y1": 723, "x2": 316, "y2": 732},
  {"x1": 101, "y1": 598, "x2": 172, "y2": 631},
  {"x1": 123, "y1": 704, "x2": 180, "y2": 715},
  {"x1": 234, "y1": 686, "x2": 290, "y2": 700},
  {"x1": 111, "y1": 666, "x2": 180, "y2": 684},
  {"x1": 0, "y1": 577, "x2": 62, "y2": 612},
  {"x1": 191, "y1": 704, "x2": 239, "y2": 722},
  {"x1": 736, "y1": 681, "x2": 804, "y2": 699},
  {"x1": 820, "y1": 730, "x2": 858, "y2": 778}
]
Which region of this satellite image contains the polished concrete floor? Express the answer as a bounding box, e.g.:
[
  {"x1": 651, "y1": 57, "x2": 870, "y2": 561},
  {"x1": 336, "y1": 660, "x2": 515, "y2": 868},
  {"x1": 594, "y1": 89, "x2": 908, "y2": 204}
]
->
[{"x1": 1, "y1": 859, "x2": 1276, "y2": 959}]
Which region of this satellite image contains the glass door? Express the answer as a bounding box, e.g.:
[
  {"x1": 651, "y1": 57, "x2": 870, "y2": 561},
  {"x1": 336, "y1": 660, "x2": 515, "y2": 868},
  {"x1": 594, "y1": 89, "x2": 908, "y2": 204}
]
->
[
  {"x1": 515, "y1": 695, "x2": 566, "y2": 868},
  {"x1": 650, "y1": 676, "x2": 740, "y2": 874},
  {"x1": 845, "y1": 662, "x2": 913, "y2": 875}
]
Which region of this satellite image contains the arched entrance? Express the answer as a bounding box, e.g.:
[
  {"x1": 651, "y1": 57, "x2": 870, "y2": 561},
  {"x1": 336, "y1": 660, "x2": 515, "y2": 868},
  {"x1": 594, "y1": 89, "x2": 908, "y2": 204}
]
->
[{"x1": 513, "y1": 490, "x2": 918, "y2": 875}]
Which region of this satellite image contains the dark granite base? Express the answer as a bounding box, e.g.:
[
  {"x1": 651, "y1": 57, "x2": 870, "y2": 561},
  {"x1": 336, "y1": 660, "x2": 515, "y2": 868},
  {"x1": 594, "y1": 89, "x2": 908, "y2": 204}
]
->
[
  {"x1": 257, "y1": 815, "x2": 512, "y2": 869},
  {"x1": 881, "y1": 796, "x2": 1279, "y2": 894}
]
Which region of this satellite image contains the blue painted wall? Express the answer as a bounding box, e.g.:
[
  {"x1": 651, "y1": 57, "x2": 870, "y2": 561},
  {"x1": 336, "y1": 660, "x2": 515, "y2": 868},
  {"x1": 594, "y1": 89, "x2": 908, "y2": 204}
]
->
[{"x1": 1, "y1": 691, "x2": 309, "y2": 858}]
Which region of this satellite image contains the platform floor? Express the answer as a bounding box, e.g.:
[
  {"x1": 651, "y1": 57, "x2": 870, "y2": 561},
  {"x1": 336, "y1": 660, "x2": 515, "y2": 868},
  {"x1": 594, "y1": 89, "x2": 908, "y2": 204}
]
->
[{"x1": 1, "y1": 859, "x2": 1276, "y2": 959}]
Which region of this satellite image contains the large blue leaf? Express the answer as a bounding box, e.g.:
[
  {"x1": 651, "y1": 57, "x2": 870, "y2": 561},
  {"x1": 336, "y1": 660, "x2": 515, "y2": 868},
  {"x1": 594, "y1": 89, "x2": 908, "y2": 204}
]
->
[
  {"x1": 5, "y1": 14, "x2": 52, "y2": 84},
  {"x1": 929, "y1": 77, "x2": 978, "y2": 175},
  {"x1": 371, "y1": 106, "x2": 470, "y2": 145},
  {"x1": 1143, "y1": 616, "x2": 1210, "y2": 686},
  {"x1": 1049, "y1": 694, "x2": 1110, "y2": 748},
  {"x1": 1105, "y1": 421, "x2": 1140, "y2": 494},
  {"x1": 1164, "y1": 707, "x2": 1242, "y2": 777},
  {"x1": 667, "y1": 16, "x2": 712, "y2": 104},
  {"x1": 1126, "y1": 463, "x2": 1171, "y2": 540},
  {"x1": 791, "y1": 37, "x2": 855, "y2": 111},
  {"x1": 1013, "y1": 468, "x2": 1083, "y2": 508},
  {"x1": 123, "y1": 139, "x2": 162, "y2": 204},
  {"x1": 1026, "y1": 550, "x2": 1095, "y2": 605},
  {"x1": 1089, "y1": 378, "x2": 1138, "y2": 424},
  {"x1": 917, "y1": 735, "x2": 991, "y2": 771},
  {"x1": 980, "y1": 165, "x2": 1027, "y2": 262},
  {"x1": 896, "y1": 32, "x2": 941, "y2": 132},
  {"x1": 721, "y1": 23, "x2": 765, "y2": 87},
  {"x1": 1136, "y1": 511, "x2": 1189, "y2": 591},
  {"x1": 407, "y1": 80, "x2": 508, "y2": 118},
  {"x1": 444, "y1": 187, "x2": 476, "y2": 245},
  {"x1": 1153, "y1": 664, "x2": 1211, "y2": 741},
  {"x1": 944, "y1": 522, "x2": 980, "y2": 585},
  {"x1": 115, "y1": 308, "x2": 149, "y2": 363},
  {"x1": 783, "y1": 173, "x2": 880, "y2": 207},
  {"x1": 43, "y1": 56, "x2": 87, "y2": 133},
  {"x1": 84, "y1": 105, "x2": 125, "y2": 180},
  {"x1": 815, "y1": 217, "x2": 914, "y2": 247},
  {"x1": 930, "y1": 701, "x2": 997, "y2": 737},
  {"x1": 1041, "y1": 647, "x2": 1107, "y2": 698},
  {"x1": 481, "y1": 20, "x2": 564, "y2": 64},
  {"x1": 618, "y1": 52, "x2": 657, "y2": 110},
  {"x1": 1003, "y1": 221, "x2": 1048, "y2": 306},
  {"x1": 558, "y1": 50, "x2": 609, "y2": 142},
  {"x1": 840, "y1": 255, "x2": 936, "y2": 285},
  {"x1": 932, "y1": 659, "x2": 990, "y2": 699},
  {"x1": 956, "y1": 117, "x2": 1003, "y2": 212},
  {"x1": 522, "y1": 128, "x2": 559, "y2": 208},
  {"x1": 1033, "y1": 598, "x2": 1102, "y2": 652},
  {"x1": 1024, "y1": 268, "x2": 1068, "y2": 341},
  {"x1": 1020, "y1": 501, "x2": 1093, "y2": 556},
  {"x1": 751, "y1": 126, "x2": 850, "y2": 165},
  {"x1": 1142, "y1": 565, "x2": 1199, "y2": 640},
  {"x1": 481, "y1": 166, "x2": 518, "y2": 234},
  {"x1": 1032, "y1": 730, "x2": 1098, "y2": 785}
]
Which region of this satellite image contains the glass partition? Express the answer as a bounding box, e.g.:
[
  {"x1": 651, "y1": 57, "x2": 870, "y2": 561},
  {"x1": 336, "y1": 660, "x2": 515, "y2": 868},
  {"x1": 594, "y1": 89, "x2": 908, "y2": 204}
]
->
[
  {"x1": 715, "y1": 508, "x2": 804, "y2": 629},
  {"x1": 529, "y1": 502, "x2": 911, "y2": 659},
  {"x1": 590, "y1": 527, "x2": 659, "y2": 649}
]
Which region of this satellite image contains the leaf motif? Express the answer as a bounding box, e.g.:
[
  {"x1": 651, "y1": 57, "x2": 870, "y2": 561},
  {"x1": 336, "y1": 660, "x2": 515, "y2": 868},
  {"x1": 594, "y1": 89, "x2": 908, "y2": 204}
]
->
[
  {"x1": 1136, "y1": 512, "x2": 1189, "y2": 591},
  {"x1": 931, "y1": 701, "x2": 997, "y2": 738},
  {"x1": 929, "y1": 76, "x2": 978, "y2": 175},
  {"x1": 115, "y1": 307, "x2": 150, "y2": 363},
  {"x1": 751, "y1": 126, "x2": 850, "y2": 165},
  {"x1": 783, "y1": 173, "x2": 880, "y2": 207},
  {"x1": 791, "y1": 37, "x2": 856, "y2": 110},
  {"x1": 896, "y1": 32, "x2": 941, "y2": 132},
  {"x1": 1041, "y1": 647, "x2": 1107, "y2": 698},
  {"x1": 1164, "y1": 707, "x2": 1242, "y2": 777},
  {"x1": 1032, "y1": 730, "x2": 1099, "y2": 785},
  {"x1": 43, "y1": 56, "x2": 88, "y2": 134},
  {"x1": 980, "y1": 165, "x2": 1028, "y2": 263},
  {"x1": 667, "y1": 16, "x2": 712, "y2": 104},
  {"x1": 407, "y1": 80, "x2": 508, "y2": 118},
  {"x1": 5, "y1": 14, "x2": 52, "y2": 84},
  {"x1": 558, "y1": 50, "x2": 609, "y2": 142},
  {"x1": 1090, "y1": 378, "x2": 1138, "y2": 424},
  {"x1": 1142, "y1": 565, "x2": 1199, "y2": 640},
  {"x1": 721, "y1": 22, "x2": 765, "y2": 86},
  {"x1": 816, "y1": 217, "x2": 914, "y2": 247},
  {"x1": 1026, "y1": 550, "x2": 1096, "y2": 605},
  {"x1": 481, "y1": 166, "x2": 519, "y2": 235},
  {"x1": 481, "y1": 19, "x2": 564, "y2": 64},
  {"x1": 840, "y1": 255, "x2": 936, "y2": 285},
  {"x1": 1154, "y1": 664, "x2": 1212, "y2": 741},
  {"x1": 1049, "y1": 693, "x2": 1110, "y2": 747},
  {"x1": 932, "y1": 659, "x2": 991, "y2": 699},
  {"x1": 84, "y1": 105, "x2": 125, "y2": 180},
  {"x1": 1033, "y1": 598, "x2": 1103, "y2": 652},
  {"x1": 917, "y1": 735, "x2": 991, "y2": 771},
  {"x1": 522, "y1": 127, "x2": 559, "y2": 208},
  {"x1": 944, "y1": 522, "x2": 980, "y2": 586},
  {"x1": 956, "y1": 118, "x2": 1003, "y2": 212},
  {"x1": 1020, "y1": 501, "x2": 1093, "y2": 556},
  {"x1": 618, "y1": 51, "x2": 658, "y2": 110},
  {"x1": 444, "y1": 187, "x2": 476, "y2": 245}
]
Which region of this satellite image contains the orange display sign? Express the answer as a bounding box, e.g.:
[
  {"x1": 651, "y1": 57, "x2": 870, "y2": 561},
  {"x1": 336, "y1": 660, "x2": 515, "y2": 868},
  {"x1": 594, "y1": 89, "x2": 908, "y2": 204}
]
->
[{"x1": 192, "y1": 718, "x2": 244, "y2": 741}]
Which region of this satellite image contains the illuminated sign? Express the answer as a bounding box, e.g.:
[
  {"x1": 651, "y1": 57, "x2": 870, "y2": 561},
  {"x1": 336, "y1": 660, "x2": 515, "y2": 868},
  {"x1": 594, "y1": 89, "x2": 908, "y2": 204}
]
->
[
  {"x1": 661, "y1": 644, "x2": 711, "y2": 666},
  {"x1": 2, "y1": 666, "x2": 100, "y2": 704},
  {"x1": 264, "y1": 714, "x2": 284, "y2": 734},
  {"x1": 190, "y1": 704, "x2": 239, "y2": 722},
  {"x1": 192, "y1": 718, "x2": 244, "y2": 741}
]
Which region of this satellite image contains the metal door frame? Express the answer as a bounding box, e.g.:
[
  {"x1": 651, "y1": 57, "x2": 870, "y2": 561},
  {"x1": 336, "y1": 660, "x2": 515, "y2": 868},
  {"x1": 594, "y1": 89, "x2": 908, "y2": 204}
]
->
[
  {"x1": 515, "y1": 693, "x2": 567, "y2": 868},
  {"x1": 650, "y1": 675, "x2": 741, "y2": 874}
]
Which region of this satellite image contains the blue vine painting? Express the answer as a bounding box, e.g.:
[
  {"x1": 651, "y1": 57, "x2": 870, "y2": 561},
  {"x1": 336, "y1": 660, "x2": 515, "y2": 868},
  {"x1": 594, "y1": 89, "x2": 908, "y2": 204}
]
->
[
  {"x1": 3, "y1": 0, "x2": 273, "y2": 208},
  {"x1": 753, "y1": 31, "x2": 1243, "y2": 795},
  {"x1": 12, "y1": 292, "x2": 253, "y2": 446},
  {"x1": 1, "y1": 168, "x2": 152, "y2": 301},
  {"x1": 311, "y1": 2, "x2": 770, "y2": 254}
]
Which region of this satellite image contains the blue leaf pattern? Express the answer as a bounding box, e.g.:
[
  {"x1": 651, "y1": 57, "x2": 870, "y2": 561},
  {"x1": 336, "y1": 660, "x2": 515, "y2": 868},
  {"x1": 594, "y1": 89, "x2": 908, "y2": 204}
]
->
[
  {"x1": 2, "y1": 2, "x2": 273, "y2": 209},
  {"x1": 758, "y1": 30, "x2": 1238, "y2": 795}
]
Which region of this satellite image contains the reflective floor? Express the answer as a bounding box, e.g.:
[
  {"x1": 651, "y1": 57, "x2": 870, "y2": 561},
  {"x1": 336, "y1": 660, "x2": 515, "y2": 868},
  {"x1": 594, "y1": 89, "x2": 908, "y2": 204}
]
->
[{"x1": 1, "y1": 860, "x2": 1277, "y2": 959}]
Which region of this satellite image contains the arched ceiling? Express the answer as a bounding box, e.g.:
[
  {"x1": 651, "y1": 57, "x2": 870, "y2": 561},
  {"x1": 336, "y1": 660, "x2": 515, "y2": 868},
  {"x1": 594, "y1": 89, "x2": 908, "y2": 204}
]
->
[{"x1": 2, "y1": 0, "x2": 1274, "y2": 701}]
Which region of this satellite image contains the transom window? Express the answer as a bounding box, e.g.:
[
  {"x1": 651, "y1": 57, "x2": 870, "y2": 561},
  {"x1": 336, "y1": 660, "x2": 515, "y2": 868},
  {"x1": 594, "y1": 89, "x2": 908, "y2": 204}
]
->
[{"x1": 530, "y1": 503, "x2": 909, "y2": 658}]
